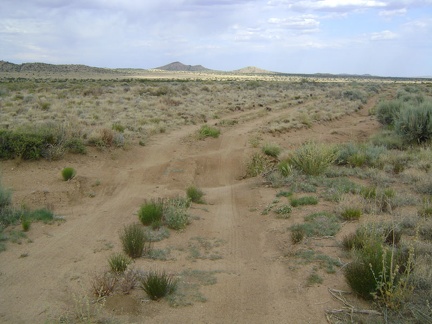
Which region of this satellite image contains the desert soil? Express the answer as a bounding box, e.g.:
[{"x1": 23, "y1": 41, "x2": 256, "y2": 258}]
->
[{"x1": 0, "y1": 96, "x2": 380, "y2": 323}]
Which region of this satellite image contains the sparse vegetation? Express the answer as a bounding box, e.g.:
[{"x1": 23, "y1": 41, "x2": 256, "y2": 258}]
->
[{"x1": 2, "y1": 77, "x2": 432, "y2": 323}]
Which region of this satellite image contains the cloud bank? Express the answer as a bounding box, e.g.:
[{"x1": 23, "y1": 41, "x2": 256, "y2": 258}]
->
[{"x1": 1, "y1": 0, "x2": 431, "y2": 76}]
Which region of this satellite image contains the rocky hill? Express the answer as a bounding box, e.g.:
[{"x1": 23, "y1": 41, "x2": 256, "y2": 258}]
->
[
  {"x1": 155, "y1": 61, "x2": 212, "y2": 72},
  {"x1": 0, "y1": 60, "x2": 116, "y2": 74}
]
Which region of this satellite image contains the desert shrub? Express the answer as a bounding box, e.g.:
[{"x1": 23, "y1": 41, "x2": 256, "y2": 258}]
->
[
  {"x1": 198, "y1": 125, "x2": 220, "y2": 139},
  {"x1": 376, "y1": 99, "x2": 403, "y2": 126},
  {"x1": 61, "y1": 167, "x2": 76, "y2": 181},
  {"x1": 342, "y1": 232, "x2": 365, "y2": 251},
  {"x1": 289, "y1": 141, "x2": 337, "y2": 176},
  {"x1": 291, "y1": 227, "x2": 305, "y2": 244},
  {"x1": 362, "y1": 187, "x2": 397, "y2": 213},
  {"x1": 274, "y1": 204, "x2": 292, "y2": 218},
  {"x1": 140, "y1": 270, "x2": 177, "y2": 300},
  {"x1": 21, "y1": 216, "x2": 31, "y2": 232},
  {"x1": 138, "y1": 200, "x2": 163, "y2": 226},
  {"x1": 304, "y1": 212, "x2": 340, "y2": 236},
  {"x1": 108, "y1": 253, "x2": 133, "y2": 274},
  {"x1": 360, "y1": 186, "x2": 377, "y2": 199},
  {"x1": 112, "y1": 123, "x2": 125, "y2": 133},
  {"x1": 343, "y1": 223, "x2": 413, "y2": 307},
  {"x1": 291, "y1": 212, "x2": 340, "y2": 238},
  {"x1": 120, "y1": 224, "x2": 151, "y2": 258},
  {"x1": 290, "y1": 196, "x2": 318, "y2": 207},
  {"x1": 64, "y1": 138, "x2": 86, "y2": 154},
  {"x1": 186, "y1": 186, "x2": 204, "y2": 204},
  {"x1": 245, "y1": 153, "x2": 270, "y2": 177},
  {"x1": 370, "y1": 130, "x2": 406, "y2": 149},
  {"x1": 119, "y1": 268, "x2": 142, "y2": 294},
  {"x1": 418, "y1": 197, "x2": 432, "y2": 218},
  {"x1": 336, "y1": 143, "x2": 386, "y2": 168},
  {"x1": 262, "y1": 143, "x2": 281, "y2": 158},
  {"x1": 24, "y1": 208, "x2": 54, "y2": 223},
  {"x1": 343, "y1": 89, "x2": 368, "y2": 103},
  {"x1": 163, "y1": 197, "x2": 190, "y2": 230},
  {"x1": 395, "y1": 101, "x2": 432, "y2": 144},
  {"x1": 91, "y1": 272, "x2": 117, "y2": 298},
  {"x1": 0, "y1": 123, "x2": 73, "y2": 160},
  {"x1": 0, "y1": 129, "x2": 47, "y2": 160},
  {"x1": 0, "y1": 181, "x2": 12, "y2": 215}
]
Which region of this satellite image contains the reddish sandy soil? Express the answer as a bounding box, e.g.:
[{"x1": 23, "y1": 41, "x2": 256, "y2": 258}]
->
[{"x1": 0, "y1": 96, "x2": 380, "y2": 323}]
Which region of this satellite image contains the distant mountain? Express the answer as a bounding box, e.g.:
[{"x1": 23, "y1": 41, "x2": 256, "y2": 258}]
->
[
  {"x1": 233, "y1": 66, "x2": 276, "y2": 74},
  {"x1": 0, "y1": 60, "x2": 115, "y2": 74},
  {"x1": 155, "y1": 61, "x2": 212, "y2": 72}
]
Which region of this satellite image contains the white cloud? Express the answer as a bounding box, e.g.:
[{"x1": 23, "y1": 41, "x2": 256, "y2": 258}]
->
[
  {"x1": 370, "y1": 30, "x2": 398, "y2": 40},
  {"x1": 379, "y1": 8, "x2": 407, "y2": 17},
  {"x1": 268, "y1": 16, "x2": 320, "y2": 30}
]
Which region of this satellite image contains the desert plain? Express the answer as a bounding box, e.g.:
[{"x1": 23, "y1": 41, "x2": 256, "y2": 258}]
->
[{"x1": 1, "y1": 68, "x2": 432, "y2": 323}]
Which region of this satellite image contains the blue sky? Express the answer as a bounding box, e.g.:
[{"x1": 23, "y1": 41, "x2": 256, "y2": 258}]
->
[{"x1": 1, "y1": 0, "x2": 431, "y2": 77}]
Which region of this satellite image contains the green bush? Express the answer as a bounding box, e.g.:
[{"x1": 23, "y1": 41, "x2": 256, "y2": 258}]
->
[
  {"x1": 0, "y1": 129, "x2": 47, "y2": 160},
  {"x1": 120, "y1": 224, "x2": 150, "y2": 258},
  {"x1": 24, "y1": 208, "x2": 54, "y2": 223},
  {"x1": 336, "y1": 143, "x2": 386, "y2": 168},
  {"x1": 198, "y1": 125, "x2": 220, "y2": 139},
  {"x1": 186, "y1": 186, "x2": 205, "y2": 204},
  {"x1": 140, "y1": 270, "x2": 177, "y2": 300},
  {"x1": 395, "y1": 101, "x2": 432, "y2": 144},
  {"x1": 138, "y1": 200, "x2": 163, "y2": 226},
  {"x1": 108, "y1": 253, "x2": 133, "y2": 274},
  {"x1": 61, "y1": 167, "x2": 76, "y2": 181},
  {"x1": 376, "y1": 100, "x2": 403, "y2": 126},
  {"x1": 344, "y1": 233, "x2": 412, "y2": 305},
  {"x1": 289, "y1": 141, "x2": 336, "y2": 176},
  {"x1": 0, "y1": 123, "x2": 79, "y2": 160},
  {"x1": 262, "y1": 143, "x2": 281, "y2": 158}
]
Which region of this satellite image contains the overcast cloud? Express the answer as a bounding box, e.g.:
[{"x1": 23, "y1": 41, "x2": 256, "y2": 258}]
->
[{"x1": 1, "y1": 0, "x2": 431, "y2": 76}]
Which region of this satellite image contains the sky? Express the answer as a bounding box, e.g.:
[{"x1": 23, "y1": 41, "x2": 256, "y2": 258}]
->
[{"x1": 1, "y1": 0, "x2": 432, "y2": 77}]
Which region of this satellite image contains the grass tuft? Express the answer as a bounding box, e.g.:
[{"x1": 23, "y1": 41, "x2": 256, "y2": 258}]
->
[
  {"x1": 288, "y1": 141, "x2": 337, "y2": 176},
  {"x1": 108, "y1": 253, "x2": 133, "y2": 274},
  {"x1": 61, "y1": 167, "x2": 76, "y2": 181},
  {"x1": 198, "y1": 125, "x2": 220, "y2": 139},
  {"x1": 186, "y1": 186, "x2": 205, "y2": 204},
  {"x1": 140, "y1": 270, "x2": 177, "y2": 300},
  {"x1": 119, "y1": 223, "x2": 151, "y2": 258}
]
